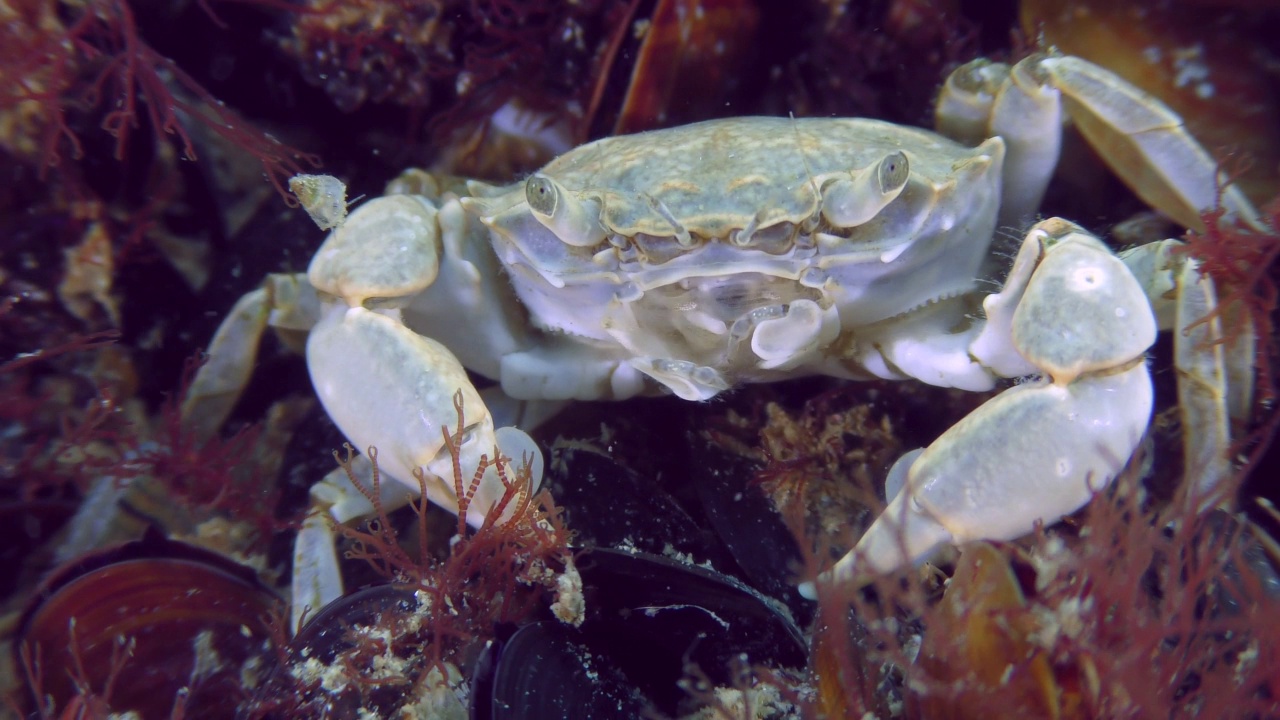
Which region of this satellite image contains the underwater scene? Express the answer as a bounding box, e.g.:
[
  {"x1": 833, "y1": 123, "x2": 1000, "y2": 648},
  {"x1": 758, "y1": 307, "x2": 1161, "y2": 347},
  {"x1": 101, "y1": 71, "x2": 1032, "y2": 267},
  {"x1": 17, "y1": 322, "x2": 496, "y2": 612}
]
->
[{"x1": 2, "y1": 0, "x2": 1279, "y2": 717}]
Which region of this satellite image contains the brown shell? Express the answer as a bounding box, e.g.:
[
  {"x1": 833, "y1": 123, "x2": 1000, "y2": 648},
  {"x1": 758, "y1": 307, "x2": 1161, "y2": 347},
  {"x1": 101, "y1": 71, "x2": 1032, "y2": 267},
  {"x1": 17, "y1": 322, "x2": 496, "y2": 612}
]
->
[{"x1": 14, "y1": 532, "x2": 283, "y2": 718}]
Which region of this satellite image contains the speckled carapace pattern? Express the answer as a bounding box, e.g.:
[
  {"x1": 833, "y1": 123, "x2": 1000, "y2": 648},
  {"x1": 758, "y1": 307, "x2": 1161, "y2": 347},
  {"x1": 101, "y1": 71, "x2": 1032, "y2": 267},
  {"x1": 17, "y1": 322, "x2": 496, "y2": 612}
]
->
[{"x1": 535, "y1": 116, "x2": 986, "y2": 239}]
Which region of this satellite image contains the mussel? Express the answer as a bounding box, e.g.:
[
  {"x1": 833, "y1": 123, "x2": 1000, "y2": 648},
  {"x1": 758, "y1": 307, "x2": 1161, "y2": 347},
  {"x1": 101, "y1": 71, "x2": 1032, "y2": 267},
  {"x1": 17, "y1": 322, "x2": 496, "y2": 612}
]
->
[
  {"x1": 14, "y1": 530, "x2": 283, "y2": 719},
  {"x1": 471, "y1": 547, "x2": 807, "y2": 719}
]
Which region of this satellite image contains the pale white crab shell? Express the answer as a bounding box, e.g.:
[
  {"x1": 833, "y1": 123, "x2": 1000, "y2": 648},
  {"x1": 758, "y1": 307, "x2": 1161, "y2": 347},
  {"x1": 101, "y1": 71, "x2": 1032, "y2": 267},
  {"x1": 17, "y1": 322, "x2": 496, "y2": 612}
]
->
[{"x1": 464, "y1": 116, "x2": 1004, "y2": 387}]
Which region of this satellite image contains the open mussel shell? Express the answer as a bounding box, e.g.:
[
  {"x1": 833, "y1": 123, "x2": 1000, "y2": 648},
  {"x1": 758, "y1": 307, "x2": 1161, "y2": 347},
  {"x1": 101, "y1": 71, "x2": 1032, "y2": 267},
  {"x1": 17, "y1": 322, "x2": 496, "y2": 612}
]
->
[
  {"x1": 471, "y1": 546, "x2": 806, "y2": 719},
  {"x1": 14, "y1": 530, "x2": 283, "y2": 719}
]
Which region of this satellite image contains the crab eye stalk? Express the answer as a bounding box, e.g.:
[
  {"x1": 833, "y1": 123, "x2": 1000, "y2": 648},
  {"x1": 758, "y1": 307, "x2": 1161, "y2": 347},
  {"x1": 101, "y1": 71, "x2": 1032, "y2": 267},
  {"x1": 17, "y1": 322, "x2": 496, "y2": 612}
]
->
[
  {"x1": 820, "y1": 151, "x2": 911, "y2": 227},
  {"x1": 525, "y1": 173, "x2": 606, "y2": 247}
]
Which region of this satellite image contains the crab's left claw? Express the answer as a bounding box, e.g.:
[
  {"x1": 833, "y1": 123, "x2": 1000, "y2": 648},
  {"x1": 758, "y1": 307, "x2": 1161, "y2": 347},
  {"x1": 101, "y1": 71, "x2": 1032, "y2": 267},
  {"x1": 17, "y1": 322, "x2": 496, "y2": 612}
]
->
[
  {"x1": 294, "y1": 196, "x2": 545, "y2": 629},
  {"x1": 806, "y1": 220, "x2": 1156, "y2": 594},
  {"x1": 294, "y1": 303, "x2": 542, "y2": 629}
]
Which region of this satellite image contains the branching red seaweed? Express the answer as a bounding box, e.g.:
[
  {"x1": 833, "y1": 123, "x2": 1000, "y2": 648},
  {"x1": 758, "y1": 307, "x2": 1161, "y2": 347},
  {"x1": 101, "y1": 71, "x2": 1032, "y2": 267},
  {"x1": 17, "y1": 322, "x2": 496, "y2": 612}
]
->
[
  {"x1": 1175, "y1": 187, "x2": 1280, "y2": 485},
  {"x1": 332, "y1": 390, "x2": 572, "y2": 674},
  {"x1": 1, "y1": 0, "x2": 320, "y2": 200},
  {"x1": 801, "y1": 453, "x2": 1280, "y2": 718}
]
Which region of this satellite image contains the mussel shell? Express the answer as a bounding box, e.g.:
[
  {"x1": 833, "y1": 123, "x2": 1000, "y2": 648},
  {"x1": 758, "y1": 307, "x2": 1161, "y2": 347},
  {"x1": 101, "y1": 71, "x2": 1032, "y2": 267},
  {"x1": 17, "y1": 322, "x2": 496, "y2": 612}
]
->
[
  {"x1": 545, "y1": 444, "x2": 729, "y2": 564},
  {"x1": 15, "y1": 531, "x2": 282, "y2": 719},
  {"x1": 472, "y1": 547, "x2": 806, "y2": 718},
  {"x1": 261, "y1": 583, "x2": 424, "y2": 717},
  {"x1": 472, "y1": 621, "x2": 649, "y2": 720},
  {"x1": 547, "y1": 436, "x2": 808, "y2": 611},
  {"x1": 608, "y1": 0, "x2": 761, "y2": 135},
  {"x1": 1192, "y1": 509, "x2": 1280, "y2": 612},
  {"x1": 291, "y1": 583, "x2": 421, "y2": 656},
  {"x1": 1021, "y1": 0, "x2": 1280, "y2": 205},
  {"x1": 913, "y1": 542, "x2": 1058, "y2": 719},
  {"x1": 689, "y1": 432, "x2": 810, "y2": 622}
]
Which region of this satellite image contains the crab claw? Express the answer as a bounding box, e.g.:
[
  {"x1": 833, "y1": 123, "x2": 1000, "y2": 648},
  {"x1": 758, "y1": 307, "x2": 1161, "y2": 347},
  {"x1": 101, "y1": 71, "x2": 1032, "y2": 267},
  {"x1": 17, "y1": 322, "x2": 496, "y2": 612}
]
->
[
  {"x1": 804, "y1": 220, "x2": 1156, "y2": 595},
  {"x1": 308, "y1": 306, "x2": 508, "y2": 521},
  {"x1": 813, "y1": 362, "x2": 1151, "y2": 592},
  {"x1": 295, "y1": 305, "x2": 543, "y2": 629}
]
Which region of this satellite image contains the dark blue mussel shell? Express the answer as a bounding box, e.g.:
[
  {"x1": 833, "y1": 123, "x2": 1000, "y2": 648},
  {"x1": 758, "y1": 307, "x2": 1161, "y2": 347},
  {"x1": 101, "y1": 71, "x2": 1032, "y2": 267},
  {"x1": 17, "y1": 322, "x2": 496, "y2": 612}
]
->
[
  {"x1": 470, "y1": 546, "x2": 807, "y2": 719},
  {"x1": 545, "y1": 430, "x2": 810, "y2": 622}
]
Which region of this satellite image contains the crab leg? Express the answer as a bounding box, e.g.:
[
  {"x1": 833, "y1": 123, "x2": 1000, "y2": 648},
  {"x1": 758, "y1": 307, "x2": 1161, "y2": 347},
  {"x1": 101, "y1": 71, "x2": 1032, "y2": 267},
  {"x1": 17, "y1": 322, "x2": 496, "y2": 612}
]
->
[
  {"x1": 936, "y1": 55, "x2": 1262, "y2": 234},
  {"x1": 1120, "y1": 239, "x2": 1251, "y2": 506},
  {"x1": 186, "y1": 195, "x2": 545, "y2": 632},
  {"x1": 1033, "y1": 56, "x2": 1261, "y2": 232},
  {"x1": 180, "y1": 274, "x2": 320, "y2": 439},
  {"x1": 935, "y1": 57, "x2": 1060, "y2": 230},
  {"x1": 296, "y1": 301, "x2": 542, "y2": 627},
  {"x1": 180, "y1": 287, "x2": 271, "y2": 440},
  {"x1": 292, "y1": 454, "x2": 421, "y2": 631},
  {"x1": 296, "y1": 196, "x2": 544, "y2": 626}
]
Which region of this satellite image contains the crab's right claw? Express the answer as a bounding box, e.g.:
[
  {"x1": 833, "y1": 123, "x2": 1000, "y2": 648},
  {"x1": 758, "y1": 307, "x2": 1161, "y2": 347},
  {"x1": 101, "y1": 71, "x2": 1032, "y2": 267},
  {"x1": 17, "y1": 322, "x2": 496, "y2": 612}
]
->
[
  {"x1": 293, "y1": 306, "x2": 545, "y2": 629},
  {"x1": 305, "y1": 195, "x2": 546, "y2": 522},
  {"x1": 806, "y1": 221, "x2": 1156, "y2": 595}
]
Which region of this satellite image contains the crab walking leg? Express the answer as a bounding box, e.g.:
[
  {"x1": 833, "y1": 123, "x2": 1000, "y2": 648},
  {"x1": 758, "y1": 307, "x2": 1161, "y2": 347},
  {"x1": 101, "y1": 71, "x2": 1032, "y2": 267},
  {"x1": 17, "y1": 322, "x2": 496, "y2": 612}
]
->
[
  {"x1": 179, "y1": 274, "x2": 320, "y2": 438},
  {"x1": 934, "y1": 59, "x2": 1007, "y2": 147},
  {"x1": 1172, "y1": 258, "x2": 1232, "y2": 502},
  {"x1": 936, "y1": 57, "x2": 1060, "y2": 231},
  {"x1": 292, "y1": 455, "x2": 420, "y2": 632},
  {"x1": 804, "y1": 219, "x2": 1160, "y2": 594},
  {"x1": 179, "y1": 288, "x2": 271, "y2": 439},
  {"x1": 938, "y1": 54, "x2": 1263, "y2": 236},
  {"x1": 1032, "y1": 56, "x2": 1261, "y2": 233},
  {"x1": 1121, "y1": 240, "x2": 1247, "y2": 505}
]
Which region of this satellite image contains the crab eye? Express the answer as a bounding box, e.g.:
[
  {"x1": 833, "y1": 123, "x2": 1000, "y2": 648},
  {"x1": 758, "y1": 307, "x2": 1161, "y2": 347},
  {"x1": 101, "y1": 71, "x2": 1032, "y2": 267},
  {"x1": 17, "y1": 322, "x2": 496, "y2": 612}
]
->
[
  {"x1": 878, "y1": 151, "x2": 909, "y2": 194},
  {"x1": 524, "y1": 173, "x2": 606, "y2": 247},
  {"x1": 525, "y1": 175, "x2": 559, "y2": 216},
  {"x1": 820, "y1": 150, "x2": 912, "y2": 228}
]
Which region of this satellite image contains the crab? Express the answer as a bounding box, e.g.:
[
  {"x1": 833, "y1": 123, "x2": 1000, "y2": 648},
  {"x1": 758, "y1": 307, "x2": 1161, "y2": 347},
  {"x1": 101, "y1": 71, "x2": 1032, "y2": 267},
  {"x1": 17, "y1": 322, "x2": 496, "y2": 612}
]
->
[{"x1": 182, "y1": 54, "x2": 1261, "y2": 626}]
